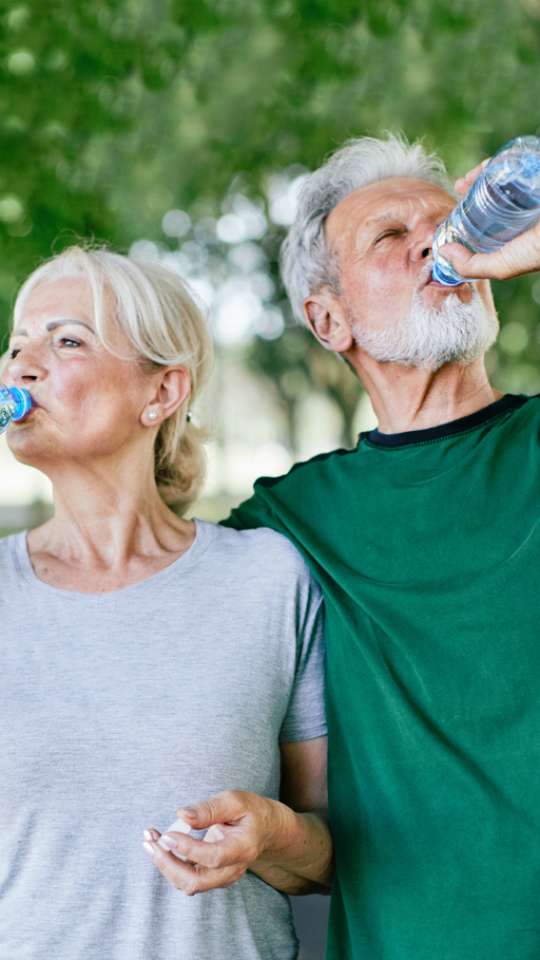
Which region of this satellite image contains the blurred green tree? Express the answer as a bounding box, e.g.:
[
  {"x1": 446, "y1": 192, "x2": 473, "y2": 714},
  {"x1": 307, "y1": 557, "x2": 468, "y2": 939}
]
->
[{"x1": 1, "y1": 0, "x2": 540, "y2": 435}]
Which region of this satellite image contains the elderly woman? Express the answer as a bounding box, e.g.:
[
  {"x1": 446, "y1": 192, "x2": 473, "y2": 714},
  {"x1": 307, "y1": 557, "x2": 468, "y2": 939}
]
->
[{"x1": 0, "y1": 246, "x2": 331, "y2": 960}]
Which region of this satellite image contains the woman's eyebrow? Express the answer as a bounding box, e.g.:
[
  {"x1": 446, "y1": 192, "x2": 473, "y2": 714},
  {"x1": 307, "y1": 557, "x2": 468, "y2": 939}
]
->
[
  {"x1": 46, "y1": 319, "x2": 95, "y2": 334},
  {"x1": 11, "y1": 318, "x2": 96, "y2": 337}
]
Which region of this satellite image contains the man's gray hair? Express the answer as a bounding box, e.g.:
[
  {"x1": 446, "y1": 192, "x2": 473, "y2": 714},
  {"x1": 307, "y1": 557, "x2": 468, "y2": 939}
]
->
[{"x1": 281, "y1": 132, "x2": 454, "y2": 323}]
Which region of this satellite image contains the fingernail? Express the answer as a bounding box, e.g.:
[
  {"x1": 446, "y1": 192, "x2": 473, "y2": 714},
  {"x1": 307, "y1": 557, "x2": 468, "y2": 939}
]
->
[
  {"x1": 143, "y1": 829, "x2": 156, "y2": 842},
  {"x1": 158, "y1": 834, "x2": 177, "y2": 851},
  {"x1": 178, "y1": 807, "x2": 196, "y2": 819},
  {"x1": 142, "y1": 841, "x2": 155, "y2": 858}
]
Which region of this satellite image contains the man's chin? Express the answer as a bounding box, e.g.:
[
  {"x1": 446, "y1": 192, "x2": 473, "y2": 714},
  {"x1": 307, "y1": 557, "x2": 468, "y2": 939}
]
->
[{"x1": 352, "y1": 287, "x2": 498, "y2": 369}]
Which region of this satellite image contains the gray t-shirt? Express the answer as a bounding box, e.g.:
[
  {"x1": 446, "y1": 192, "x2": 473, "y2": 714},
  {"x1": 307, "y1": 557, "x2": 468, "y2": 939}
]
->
[{"x1": 0, "y1": 520, "x2": 326, "y2": 960}]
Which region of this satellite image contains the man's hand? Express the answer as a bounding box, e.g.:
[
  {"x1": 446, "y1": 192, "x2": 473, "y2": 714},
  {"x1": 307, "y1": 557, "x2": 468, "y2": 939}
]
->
[
  {"x1": 440, "y1": 158, "x2": 540, "y2": 281},
  {"x1": 142, "y1": 790, "x2": 285, "y2": 896}
]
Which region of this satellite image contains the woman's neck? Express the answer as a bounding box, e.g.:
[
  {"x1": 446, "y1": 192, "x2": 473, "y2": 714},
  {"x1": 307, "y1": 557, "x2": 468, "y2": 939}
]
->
[{"x1": 27, "y1": 462, "x2": 192, "y2": 572}]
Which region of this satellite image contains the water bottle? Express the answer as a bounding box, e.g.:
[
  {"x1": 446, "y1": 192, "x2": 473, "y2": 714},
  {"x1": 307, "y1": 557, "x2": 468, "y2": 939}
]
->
[
  {"x1": 431, "y1": 135, "x2": 540, "y2": 285},
  {"x1": 0, "y1": 386, "x2": 33, "y2": 435}
]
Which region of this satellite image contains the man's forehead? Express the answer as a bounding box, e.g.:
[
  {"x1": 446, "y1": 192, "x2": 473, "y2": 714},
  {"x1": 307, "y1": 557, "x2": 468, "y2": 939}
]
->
[{"x1": 326, "y1": 177, "x2": 453, "y2": 238}]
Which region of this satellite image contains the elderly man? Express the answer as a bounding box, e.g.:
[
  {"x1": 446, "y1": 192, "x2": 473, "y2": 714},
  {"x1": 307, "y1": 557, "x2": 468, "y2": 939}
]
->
[{"x1": 224, "y1": 134, "x2": 540, "y2": 959}]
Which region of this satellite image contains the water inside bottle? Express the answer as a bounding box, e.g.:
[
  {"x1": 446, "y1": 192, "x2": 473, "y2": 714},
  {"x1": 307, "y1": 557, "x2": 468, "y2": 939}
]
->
[{"x1": 0, "y1": 399, "x2": 15, "y2": 432}]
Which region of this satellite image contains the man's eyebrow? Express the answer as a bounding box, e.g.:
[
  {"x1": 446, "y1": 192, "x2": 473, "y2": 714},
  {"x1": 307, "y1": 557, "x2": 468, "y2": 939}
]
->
[
  {"x1": 363, "y1": 211, "x2": 407, "y2": 229},
  {"x1": 10, "y1": 319, "x2": 96, "y2": 337}
]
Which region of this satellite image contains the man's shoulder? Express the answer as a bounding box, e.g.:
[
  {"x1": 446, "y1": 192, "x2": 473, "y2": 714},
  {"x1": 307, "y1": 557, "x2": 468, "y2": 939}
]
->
[
  {"x1": 223, "y1": 441, "x2": 359, "y2": 534},
  {"x1": 254, "y1": 441, "x2": 359, "y2": 496},
  {"x1": 502, "y1": 392, "x2": 540, "y2": 440}
]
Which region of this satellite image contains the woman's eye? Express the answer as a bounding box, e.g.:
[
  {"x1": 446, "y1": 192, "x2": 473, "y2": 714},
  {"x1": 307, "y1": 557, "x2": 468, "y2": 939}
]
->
[
  {"x1": 8, "y1": 348, "x2": 20, "y2": 359},
  {"x1": 58, "y1": 337, "x2": 82, "y2": 348}
]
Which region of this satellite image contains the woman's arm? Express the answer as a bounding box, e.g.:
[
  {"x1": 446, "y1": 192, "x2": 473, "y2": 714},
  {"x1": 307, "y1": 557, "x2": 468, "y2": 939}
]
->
[
  {"x1": 142, "y1": 736, "x2": 333, "y2": 896},
  {"x1": 248, "y1": 736, "x2": 332, "y2": 894}
]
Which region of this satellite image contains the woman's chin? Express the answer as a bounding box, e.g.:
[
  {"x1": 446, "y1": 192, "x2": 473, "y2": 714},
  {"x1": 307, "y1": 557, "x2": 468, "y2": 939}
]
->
[{"x1": 7, "y1": 427, "x2": 50, "y2": 465}]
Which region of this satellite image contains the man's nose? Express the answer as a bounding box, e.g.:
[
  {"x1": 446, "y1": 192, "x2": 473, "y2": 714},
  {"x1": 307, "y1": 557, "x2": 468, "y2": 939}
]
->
[{"x1": 410, "y1": 223, "x2": 437, "y2": 262}]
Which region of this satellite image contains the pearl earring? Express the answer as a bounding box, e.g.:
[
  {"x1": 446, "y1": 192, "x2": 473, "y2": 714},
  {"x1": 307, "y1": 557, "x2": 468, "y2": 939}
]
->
[{"x1": 148, "y1": 410, "x2": 158, "y2": 421}]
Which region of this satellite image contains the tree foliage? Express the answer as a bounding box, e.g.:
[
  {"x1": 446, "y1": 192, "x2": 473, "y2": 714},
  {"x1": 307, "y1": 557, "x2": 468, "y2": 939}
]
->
[{"x1": 2, "y1": 0, "x2": 540, "y2": 427}]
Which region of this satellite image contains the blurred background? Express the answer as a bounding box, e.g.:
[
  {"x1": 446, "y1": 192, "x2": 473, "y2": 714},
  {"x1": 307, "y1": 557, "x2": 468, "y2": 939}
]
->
[{"x1": 1, "y1": 1, "x2": 540, "y2": 955}]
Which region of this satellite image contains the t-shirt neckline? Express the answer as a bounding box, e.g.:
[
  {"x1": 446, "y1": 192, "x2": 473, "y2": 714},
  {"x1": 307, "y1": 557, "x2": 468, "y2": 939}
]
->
[
  {"x1": 362, "y1": 393, "x2": 529, "y2": 449},
  {"x1": 11, "y1": 517, "x2": 213, "y2": 600}
]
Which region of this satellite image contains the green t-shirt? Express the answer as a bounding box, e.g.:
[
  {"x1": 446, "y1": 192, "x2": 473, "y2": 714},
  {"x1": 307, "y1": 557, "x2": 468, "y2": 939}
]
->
[{"x1": 225, "y1": 393, "x2": 540, "y2": 960}]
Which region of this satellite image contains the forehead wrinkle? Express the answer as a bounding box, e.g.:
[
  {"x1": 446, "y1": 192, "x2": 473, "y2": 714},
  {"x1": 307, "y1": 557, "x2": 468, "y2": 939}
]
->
[
  {"x1": 363, "y1": 209, "x2": 408, "y2": 230},
  {"x1": 326, "y1": 181, "x2": 453, "y2": 264},
  {"x1": 363, "y1": 196, "x2": 437, "y2": 229}
]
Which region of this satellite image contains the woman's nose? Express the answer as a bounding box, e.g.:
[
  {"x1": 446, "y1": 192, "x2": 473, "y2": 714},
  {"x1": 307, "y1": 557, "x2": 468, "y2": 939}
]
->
[{"x1": 7, "y1": 346, "x2": 47, "y2": 384}]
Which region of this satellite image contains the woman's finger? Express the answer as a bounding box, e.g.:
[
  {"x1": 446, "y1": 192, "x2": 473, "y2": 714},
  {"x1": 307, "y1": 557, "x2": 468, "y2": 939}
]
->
[
  {"x1": 143, "y1": 827, "x2": 160, "y2": 843},
  {"x1": 143, "y1": 840, "x2": 246, "y2": 895},
  {"x1": 158, "y1": 830, "x2": 252, "y2": 870}
]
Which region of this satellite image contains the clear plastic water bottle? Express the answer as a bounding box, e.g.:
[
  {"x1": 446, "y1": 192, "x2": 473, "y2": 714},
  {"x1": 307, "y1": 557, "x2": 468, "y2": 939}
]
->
[
  {"x1": 432, "y1": 135, "x2": 540, "y2": 285},
  {"x1": 0, "y1": 386, "x2": 33, "y2": 435}
]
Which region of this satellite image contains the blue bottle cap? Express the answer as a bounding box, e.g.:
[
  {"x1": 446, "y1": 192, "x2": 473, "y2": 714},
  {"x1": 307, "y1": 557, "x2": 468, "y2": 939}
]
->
[
  {"x1": 430, "y1": 261, "x2": 464, "y2": 286},
  {"x1": 8, "y1": 387, "x2": 33, "y2": 421}
]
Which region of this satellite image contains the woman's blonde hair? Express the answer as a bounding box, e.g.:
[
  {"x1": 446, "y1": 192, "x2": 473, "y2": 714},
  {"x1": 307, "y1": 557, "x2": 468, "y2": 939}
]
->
[{"x1": 12, "y1": 245, "x2": 214, "y2": 512}]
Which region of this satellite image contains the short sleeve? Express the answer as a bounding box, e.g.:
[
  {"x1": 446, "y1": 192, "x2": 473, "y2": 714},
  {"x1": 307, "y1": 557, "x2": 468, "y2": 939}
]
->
[
  {"x1": 222, "y1": 487, "x2": 284, "y2": 535},
  {"x1": 280, "y1": 577, "x2": 327, "y2": 743}
]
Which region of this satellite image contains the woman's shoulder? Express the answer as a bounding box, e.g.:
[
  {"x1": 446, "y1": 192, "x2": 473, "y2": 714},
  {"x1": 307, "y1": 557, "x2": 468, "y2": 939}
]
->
[
  {"x1": 198, "y1": 519, "x2": 316, "y2": 582},
  {"x1": 0, "y1": 530, "x2": 27, "y2": 581},
  {"x1": 0, "y1": 530, "x2": 25, "y2": 557}
]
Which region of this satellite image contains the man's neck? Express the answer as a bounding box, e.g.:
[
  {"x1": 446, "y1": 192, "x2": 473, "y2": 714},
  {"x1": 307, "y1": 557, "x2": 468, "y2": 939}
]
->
[{"x1": 353, "y1": 356, "x2": 502, "y2": 434}]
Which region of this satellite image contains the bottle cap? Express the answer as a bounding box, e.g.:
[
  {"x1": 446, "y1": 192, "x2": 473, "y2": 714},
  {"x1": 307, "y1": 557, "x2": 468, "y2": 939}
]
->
[
  {"x1": 8, "y1": 387, "x2": 33, "y2": 421},
  {"x1": 430, "y1": 261, "x2": 464, "y2": 286}
]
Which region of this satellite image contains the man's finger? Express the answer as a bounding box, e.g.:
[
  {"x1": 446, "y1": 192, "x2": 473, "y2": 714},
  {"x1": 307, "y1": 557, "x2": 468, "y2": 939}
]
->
[
  {"x1": 439, "y1": 242, "x2": 507, "y2": 279},
  {"x1": 454, "y1": 157, "x2": 490, "y2": 195},
  {"x1": 440, "y1": 232, "x2": 540, "y2": 281},
  {"x1": 437, "y1": 243, "x2": 483, "y2": 277}
]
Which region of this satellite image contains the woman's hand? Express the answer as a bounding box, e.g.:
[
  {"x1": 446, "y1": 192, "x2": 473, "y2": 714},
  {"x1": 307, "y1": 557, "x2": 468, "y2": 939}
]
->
[
  {"x1": 143, "y1": 739, "x2": 332, "y2": 896},
  {"x1": 440, "y1": 156, "x2": 540, "y2": 281},
  {"x1": 142, "y1": 790, "x2": 283, "y2": 896}
]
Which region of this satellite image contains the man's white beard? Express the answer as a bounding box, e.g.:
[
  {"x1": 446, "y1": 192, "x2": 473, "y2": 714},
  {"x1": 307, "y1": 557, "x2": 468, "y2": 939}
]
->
[{"x1": 352, "y1": 287, "x2": 499, "y2": 371}]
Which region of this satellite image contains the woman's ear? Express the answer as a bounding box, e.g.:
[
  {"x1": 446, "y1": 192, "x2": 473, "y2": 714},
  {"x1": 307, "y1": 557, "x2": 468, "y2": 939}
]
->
[
  {"x1": 142, "y1": 367, "x2": 191, "y2": 426},
  {"x1": 304, "y1": 290, "x2": 355, "y2": 353}
]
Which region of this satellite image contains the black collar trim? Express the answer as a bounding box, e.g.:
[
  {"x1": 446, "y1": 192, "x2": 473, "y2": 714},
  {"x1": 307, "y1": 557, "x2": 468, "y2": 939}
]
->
[{"x1": 362, "y1": 394, "x2": 530, "y2": 448}]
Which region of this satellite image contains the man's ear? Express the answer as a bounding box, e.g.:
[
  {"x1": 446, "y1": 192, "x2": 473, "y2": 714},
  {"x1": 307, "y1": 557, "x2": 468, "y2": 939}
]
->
[{"x1": 304, "y1": 289, "x2": 354, "y2": 353}]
